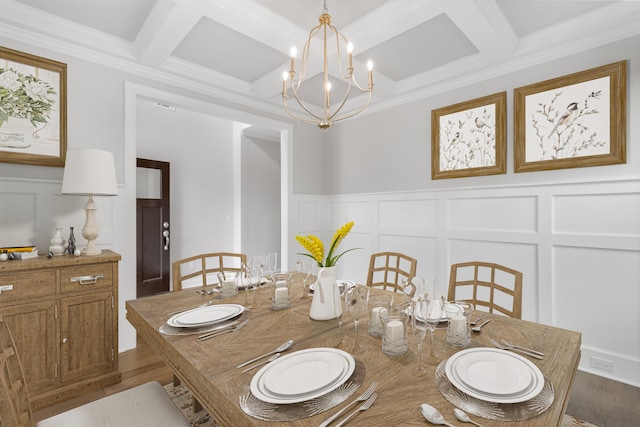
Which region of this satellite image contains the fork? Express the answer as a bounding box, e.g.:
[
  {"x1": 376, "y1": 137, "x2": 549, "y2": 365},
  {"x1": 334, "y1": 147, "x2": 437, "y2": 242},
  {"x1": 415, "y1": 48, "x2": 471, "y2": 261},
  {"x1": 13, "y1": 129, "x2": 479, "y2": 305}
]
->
[
  {"x1": 334, "y1": 392, "x2": 377, "y2": 427},
  {"x1": 501, "y1": 339, "x2": 545, "y2": 357},
  {"x1": 489, "y1": 338, "x2": 544, "y2": 360},
  {"x1": 318, "y1": 381, "x2": 378, "y2": 427},
  {"x1": 198, "y1": 319, "x2": 249, "y2": 341}
]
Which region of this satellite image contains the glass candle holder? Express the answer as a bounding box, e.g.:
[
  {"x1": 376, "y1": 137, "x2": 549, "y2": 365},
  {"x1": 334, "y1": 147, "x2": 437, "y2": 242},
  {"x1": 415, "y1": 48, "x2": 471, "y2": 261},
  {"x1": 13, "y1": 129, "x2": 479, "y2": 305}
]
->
[
  {"x1": 368, "y1": 293, "x2": 393, "y2": 337},
  {"x1": 380, "y1": 302, "x2": 409, "y2": 355},
  {"x1": 217, "y1": 271, "x2": 238, "y2": 298},
  {"x1": 271, "y1": 273, "x2": 292, "y2": 310},
  {"x1": 446, "y1": 301, "x2": 472, "y2": 346}
]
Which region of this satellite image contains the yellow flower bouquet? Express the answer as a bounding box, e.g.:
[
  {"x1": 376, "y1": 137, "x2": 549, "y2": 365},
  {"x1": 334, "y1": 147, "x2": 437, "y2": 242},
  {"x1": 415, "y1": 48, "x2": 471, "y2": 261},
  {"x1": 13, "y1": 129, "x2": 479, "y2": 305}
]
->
[{"x1": 296, "y1": 221, "x2": 358, "y2": 267}]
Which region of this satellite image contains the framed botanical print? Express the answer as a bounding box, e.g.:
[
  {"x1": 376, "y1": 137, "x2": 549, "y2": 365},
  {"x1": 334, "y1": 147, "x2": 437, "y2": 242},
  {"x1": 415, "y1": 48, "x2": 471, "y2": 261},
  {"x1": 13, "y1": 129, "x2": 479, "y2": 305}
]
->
[
  {"x1": 514, "y1": 61, "x2": 626, "y2": 173},
  {"x1": 431, "y1": 92, "x2": 506, "y2": 180},
  {"x1": 0, "y1": 46, "x2": 67, "y2": 167}
]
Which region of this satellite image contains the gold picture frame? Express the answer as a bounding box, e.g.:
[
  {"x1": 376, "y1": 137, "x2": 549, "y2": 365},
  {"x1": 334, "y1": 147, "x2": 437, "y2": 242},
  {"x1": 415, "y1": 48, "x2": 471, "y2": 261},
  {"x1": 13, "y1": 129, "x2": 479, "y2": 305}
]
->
[
  {"x1": 0, "y1": 46, "x2": 67, "y2": 167},
  {"x1": 431, "y1": 92, "x2": 506, "y2": 180},
  {"x1": 514, "y1": 61, "x2": 626, "y2": 173}
]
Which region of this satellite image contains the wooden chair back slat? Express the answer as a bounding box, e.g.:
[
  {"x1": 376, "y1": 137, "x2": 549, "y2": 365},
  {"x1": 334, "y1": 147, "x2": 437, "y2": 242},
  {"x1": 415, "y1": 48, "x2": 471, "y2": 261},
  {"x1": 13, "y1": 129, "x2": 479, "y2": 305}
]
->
[
  {"x1": 447, "y1": 261, "x2": 523, "y2": 319},
  {"x1": 366, "y1": 252, "x2": 418, "y2": 297},
  {"x1": 172, "y1": 252, "x2": 247, "y2": 292}
]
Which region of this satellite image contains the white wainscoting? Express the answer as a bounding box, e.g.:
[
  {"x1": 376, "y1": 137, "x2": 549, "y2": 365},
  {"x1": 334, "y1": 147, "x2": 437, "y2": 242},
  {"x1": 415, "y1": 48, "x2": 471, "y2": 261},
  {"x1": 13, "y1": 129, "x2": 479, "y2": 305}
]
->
[{"x1": 290, "y1": 179, "x2": 640, "y2": 387}]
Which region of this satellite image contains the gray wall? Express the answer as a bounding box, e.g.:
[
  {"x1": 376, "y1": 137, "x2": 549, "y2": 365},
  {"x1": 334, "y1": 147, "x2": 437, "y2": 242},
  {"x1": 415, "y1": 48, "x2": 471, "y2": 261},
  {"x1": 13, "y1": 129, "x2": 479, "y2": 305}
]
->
[{"x1": 325, "y1": 35, "x2": 640, "y2": 193}]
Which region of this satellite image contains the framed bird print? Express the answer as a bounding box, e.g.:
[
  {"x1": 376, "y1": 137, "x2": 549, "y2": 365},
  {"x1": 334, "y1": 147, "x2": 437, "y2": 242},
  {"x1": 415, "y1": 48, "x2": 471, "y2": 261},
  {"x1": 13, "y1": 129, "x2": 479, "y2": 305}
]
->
[
  {"x1": 431, "y1": 91, "x2": 506, "y2": 179},
  {"x1": 514, "y1": 61, "x2": 626, "y2": 173}
]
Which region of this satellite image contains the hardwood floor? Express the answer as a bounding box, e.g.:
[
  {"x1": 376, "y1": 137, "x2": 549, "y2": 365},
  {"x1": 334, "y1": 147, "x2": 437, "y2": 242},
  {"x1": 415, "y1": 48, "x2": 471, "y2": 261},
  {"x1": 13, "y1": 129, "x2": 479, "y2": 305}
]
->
[{"x1": 33, "y1": 340, "x2": 640, "y2": 426}]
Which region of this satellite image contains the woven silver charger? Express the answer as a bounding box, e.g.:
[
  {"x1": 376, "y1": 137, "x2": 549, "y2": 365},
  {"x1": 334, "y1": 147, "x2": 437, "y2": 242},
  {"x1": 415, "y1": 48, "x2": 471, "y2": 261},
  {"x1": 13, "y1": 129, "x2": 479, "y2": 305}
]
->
[
  {"x1": 239, "y1": 360, "x2": 365, "y2": 421},
  {"x1": 435, "y1": 358, "x2": 555, "y2": 421}
]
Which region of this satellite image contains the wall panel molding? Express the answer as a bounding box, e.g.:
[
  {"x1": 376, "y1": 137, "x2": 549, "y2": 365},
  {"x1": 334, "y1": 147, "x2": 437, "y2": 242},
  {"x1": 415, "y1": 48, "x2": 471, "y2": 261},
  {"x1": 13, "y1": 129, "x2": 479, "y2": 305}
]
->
[{"x1": 291, "y1": 177, "x2": 640, "y2": 387}]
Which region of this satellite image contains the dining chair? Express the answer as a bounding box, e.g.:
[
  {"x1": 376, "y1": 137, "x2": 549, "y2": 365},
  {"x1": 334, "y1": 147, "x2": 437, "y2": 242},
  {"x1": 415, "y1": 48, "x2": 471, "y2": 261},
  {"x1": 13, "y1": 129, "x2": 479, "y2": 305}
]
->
[
  {"x1": 366, "y1": 252, "x2": 418, "y2": 297},
  {"x1": 0, "y1": 316, "x2": 190, "y2": 427},
  {"x1": 170, "y1": 251, "x2": 247, "y2": 411},
  {"x1": 447, "y1": 261, "x2": 523, "y2": 319},
  {"x1": 172, "y1": 252, "x2": 247, "y2": 291}
]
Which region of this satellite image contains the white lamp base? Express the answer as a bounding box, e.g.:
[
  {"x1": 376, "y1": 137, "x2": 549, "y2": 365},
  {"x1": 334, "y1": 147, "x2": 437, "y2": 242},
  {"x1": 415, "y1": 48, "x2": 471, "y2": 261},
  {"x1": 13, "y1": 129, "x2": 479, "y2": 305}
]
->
[{"x1": 81, "y1": 194, "x2": 102, "y2": 256}]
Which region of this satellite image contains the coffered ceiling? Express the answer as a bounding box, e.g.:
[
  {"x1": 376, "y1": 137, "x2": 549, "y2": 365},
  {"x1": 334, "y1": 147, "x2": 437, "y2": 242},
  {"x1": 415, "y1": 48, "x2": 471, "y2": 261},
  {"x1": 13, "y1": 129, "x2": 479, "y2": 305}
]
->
[{"x1": 2, "y1": 0, "x2": 639, "y2": 119}]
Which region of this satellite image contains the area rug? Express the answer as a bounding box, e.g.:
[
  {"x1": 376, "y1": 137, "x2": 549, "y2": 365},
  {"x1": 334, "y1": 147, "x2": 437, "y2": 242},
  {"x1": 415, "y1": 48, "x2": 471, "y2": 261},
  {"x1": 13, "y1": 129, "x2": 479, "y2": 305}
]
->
[{"x1": 164, "y1": 383, "x2": 598, "y2": 427}]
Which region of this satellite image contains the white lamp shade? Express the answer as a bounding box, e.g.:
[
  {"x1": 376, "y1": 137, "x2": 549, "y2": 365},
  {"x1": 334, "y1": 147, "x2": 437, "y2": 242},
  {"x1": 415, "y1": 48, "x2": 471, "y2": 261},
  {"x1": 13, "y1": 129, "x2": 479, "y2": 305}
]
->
[{"x1": 61, "y1": 149, "x2": 118, "y2": 195}]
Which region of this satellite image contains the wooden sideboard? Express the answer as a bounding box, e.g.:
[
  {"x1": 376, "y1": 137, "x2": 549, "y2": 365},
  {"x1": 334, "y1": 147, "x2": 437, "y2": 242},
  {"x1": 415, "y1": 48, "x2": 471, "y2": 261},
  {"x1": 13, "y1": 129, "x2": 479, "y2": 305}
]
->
[{"x1": 0, "y1": 250, "x2": 121, "y2": 410}]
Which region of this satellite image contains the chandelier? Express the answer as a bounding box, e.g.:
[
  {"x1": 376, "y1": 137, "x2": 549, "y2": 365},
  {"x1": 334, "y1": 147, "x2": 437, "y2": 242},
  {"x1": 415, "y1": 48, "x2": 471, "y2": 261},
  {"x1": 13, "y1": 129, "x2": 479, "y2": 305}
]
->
[{"x1": 282, "y1": 0, "x2": 373, "y2": 130}]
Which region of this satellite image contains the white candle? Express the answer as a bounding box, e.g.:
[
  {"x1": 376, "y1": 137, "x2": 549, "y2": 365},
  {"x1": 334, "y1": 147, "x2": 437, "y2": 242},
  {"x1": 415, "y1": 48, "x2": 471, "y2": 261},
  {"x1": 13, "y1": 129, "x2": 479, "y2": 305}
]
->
[
  {"x1": 275, "y1": 287, "x2": 288, "y2": 301},
  {"x1": 385, "y1": 320, "x2": 404, "y2": 343},
  {"x1": 450, "y1": 314, "x2": 467, "y2": 335},
  {"x1": 275, "y1": 280, "x2": 287, "y2": 288}
]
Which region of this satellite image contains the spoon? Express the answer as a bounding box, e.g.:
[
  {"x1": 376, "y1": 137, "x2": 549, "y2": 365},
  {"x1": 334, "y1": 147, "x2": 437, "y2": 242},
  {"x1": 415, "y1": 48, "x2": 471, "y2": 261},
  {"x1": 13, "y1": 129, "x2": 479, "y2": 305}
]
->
[
  {"x1": 236, "y1": 339, "x2": 294, "y2": 368},
  {"x1": 454, "y1": 408, "x2": 486, "y2": 427},
  {"x1": 471, "y1": 319, "x2": 491, "y2": 332},
  {"x1": 420, "y1": 403, "x2": 456, "y2": 427},
  {"x1": 241, "y1": 353, "x2": 281, "y2": 373}
]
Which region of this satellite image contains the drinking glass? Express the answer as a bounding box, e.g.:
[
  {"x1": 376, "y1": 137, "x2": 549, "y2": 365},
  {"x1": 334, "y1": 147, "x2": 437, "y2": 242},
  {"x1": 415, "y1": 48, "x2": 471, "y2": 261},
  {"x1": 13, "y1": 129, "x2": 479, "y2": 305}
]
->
[
  {"x1": 425, "y1": 294, "x2": 445, "y2": 364},
  {"x1": 343, "y1": 285, "x2": 369, "y2": 354},
  {"x1": 266, "y1": 252, "x2": 278, "y2": 275},
  {"x1": 411, "y1": 296, "x2": 429, "y2": 376}
]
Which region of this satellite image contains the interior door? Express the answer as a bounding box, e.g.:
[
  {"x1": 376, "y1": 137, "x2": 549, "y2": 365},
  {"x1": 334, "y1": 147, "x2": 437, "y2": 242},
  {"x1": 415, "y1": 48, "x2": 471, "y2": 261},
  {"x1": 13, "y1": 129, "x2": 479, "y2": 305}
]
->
[{"x1": 136, "y1": 158, "x2": 170, "y2": 297}]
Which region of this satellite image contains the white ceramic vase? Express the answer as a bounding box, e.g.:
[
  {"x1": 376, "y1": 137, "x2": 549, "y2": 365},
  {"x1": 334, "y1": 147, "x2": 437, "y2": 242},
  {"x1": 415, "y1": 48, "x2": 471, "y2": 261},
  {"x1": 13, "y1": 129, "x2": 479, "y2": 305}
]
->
[
  {"x1": 48, "y1": 227, "x2": 66, "y2": 256},
  {"x1": 309, "y1": 266, "x2": 343, "y2": 320}
]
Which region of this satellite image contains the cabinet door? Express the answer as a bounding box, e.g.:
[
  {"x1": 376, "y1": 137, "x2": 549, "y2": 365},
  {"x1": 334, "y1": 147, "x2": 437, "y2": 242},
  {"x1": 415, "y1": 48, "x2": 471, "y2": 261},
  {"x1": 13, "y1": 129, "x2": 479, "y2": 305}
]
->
[
  {"x1": 1, "y1": 300, "x2": 57, "y2": 393},
  {"x1": 59, "y1": 291, "x2": 114, "y2": 383}
]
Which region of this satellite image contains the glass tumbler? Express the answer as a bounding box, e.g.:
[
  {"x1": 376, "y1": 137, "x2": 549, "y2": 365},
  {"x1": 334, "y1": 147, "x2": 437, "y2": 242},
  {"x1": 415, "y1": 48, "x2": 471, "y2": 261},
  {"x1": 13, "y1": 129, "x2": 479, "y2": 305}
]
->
[
  {"x1": 446, "y1": 301, "x2": 472, "y2": 346},
  {"x1": 217, "y1": 271, "x2": 238, "y2": 298},
  {"x1": 380, "y1": 302, "x2": 409, "y2": 355},
  {"x1": 368, "y1": 293, "x2": 393, "y2": 337},
  {"x1": 271, "y1": 273, "x2": 292, "y2": 310}
]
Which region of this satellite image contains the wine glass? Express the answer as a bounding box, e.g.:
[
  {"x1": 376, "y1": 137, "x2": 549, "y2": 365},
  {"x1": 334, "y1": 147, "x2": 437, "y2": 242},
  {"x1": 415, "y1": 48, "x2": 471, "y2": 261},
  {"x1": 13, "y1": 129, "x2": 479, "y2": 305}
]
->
[
  {"x1": 333, "y1": 279, "x2": 346, "y2": 348},
  {"x1": 297, "y1": 259, "x2": 314, "y2": 299},
  {"x1": 343, "y1": 285, "x2": 369, "y2": 354},
  {"x1": 251, "y1": 255, "x2": 266, "y2": 288},
  {"x1": 425, "y1": 294, "x2": 444, "y2": 364},
  {"x1": 411, "y1": 295, "x2": 429, "y2": 376}
]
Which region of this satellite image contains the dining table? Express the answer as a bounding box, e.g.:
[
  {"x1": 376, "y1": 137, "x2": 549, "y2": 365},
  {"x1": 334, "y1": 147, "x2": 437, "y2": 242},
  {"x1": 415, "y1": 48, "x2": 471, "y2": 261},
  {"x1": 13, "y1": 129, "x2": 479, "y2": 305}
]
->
[{"x1": 125, "y1": 273, "x2": 581, "y2": 427}]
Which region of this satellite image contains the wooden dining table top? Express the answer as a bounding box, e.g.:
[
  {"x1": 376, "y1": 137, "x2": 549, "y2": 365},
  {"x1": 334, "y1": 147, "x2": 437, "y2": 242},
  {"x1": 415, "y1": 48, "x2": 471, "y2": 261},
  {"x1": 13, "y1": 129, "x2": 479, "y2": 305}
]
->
[{"x1": 125, "y1": 273, "x2": 581, "y2": 427}]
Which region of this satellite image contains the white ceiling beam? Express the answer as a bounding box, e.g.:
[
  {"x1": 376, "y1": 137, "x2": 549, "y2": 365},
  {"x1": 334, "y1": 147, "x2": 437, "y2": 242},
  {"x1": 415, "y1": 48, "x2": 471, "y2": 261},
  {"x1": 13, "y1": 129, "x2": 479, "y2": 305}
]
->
[
  {"x1": 134, "y1": 0, "x2": 203, "y2": 66},
  {"x1": 444, "y1": 0, "x2": 517, "y2": 63}
]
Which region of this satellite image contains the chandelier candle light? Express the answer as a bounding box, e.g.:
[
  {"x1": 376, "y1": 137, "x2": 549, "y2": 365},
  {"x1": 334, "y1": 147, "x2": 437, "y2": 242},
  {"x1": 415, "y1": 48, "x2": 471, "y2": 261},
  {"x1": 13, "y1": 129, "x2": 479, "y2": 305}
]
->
[{"x1": 282, "y1": 0, "x2": 373, "y2": 130}]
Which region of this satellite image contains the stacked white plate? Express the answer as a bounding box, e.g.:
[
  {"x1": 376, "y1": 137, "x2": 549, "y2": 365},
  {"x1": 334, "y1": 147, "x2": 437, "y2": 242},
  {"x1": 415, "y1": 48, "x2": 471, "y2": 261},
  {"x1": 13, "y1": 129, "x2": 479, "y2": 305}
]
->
[
  {"x1": 250, "y1": 348, "x2": 355, "y2": 404},
  {"x1": 414, "y1": 301, "x2": 463, "y2": 322},
  {"x1": 167, "y1": 304, "x2": 244, "y2": 328},
  {"x1": 445, "y1": 347, "x2": 544, "y2": 403}
]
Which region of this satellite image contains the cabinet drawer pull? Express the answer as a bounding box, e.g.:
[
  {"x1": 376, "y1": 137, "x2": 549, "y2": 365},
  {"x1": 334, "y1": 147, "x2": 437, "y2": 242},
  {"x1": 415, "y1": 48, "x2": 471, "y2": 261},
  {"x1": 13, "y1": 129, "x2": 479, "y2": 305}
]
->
[
  {"x1": 70, "y1": 274, "x2": 105, "y2": 285},
  {"x1": 0, "y1": 284, "x2": 14, "y2": 294}
]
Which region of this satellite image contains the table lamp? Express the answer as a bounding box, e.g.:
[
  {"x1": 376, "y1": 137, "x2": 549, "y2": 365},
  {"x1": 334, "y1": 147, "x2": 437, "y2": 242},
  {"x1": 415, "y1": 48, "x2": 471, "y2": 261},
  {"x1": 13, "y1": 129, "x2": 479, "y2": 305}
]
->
[{"x1": 61, "y1": 149, "x2": 118, "y2": 256}]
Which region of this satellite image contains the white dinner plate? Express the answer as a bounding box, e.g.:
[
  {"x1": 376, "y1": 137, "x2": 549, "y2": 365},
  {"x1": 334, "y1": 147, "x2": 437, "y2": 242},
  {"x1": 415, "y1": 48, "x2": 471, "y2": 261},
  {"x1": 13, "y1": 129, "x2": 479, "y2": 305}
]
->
[
  {"x1": 250, "y1": 348, "x2": 355, "y2": 404},
  {"x1": 167, "y1": 304, "x2": 244, "y2": 328},
  {"x1": 445, "y1": 347, "x2": 544, "y2": 403}
]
